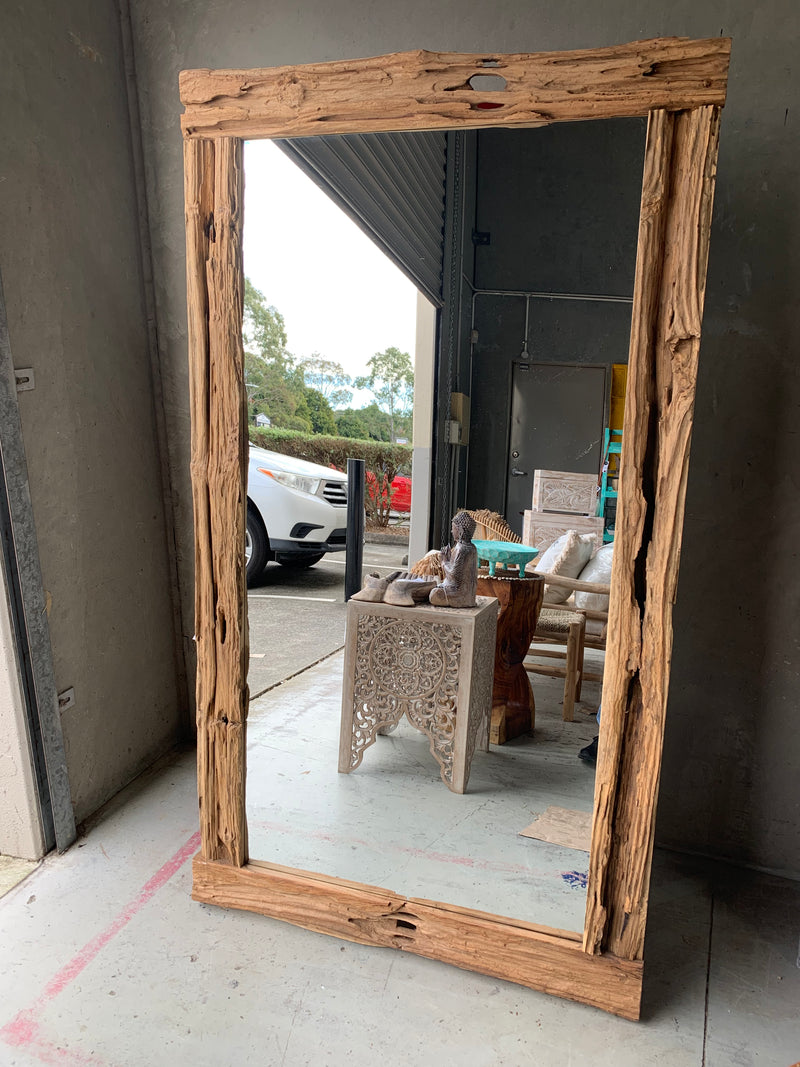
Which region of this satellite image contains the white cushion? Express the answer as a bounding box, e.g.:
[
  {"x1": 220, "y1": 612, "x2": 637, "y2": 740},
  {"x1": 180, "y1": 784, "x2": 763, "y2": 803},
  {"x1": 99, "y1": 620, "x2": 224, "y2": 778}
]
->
[
  {"x1": 574, "y1": 542, "x2": 614, "y2": 611},
  {"x1": 533, "y1": 530, "x2": 597, "y2": 604}
]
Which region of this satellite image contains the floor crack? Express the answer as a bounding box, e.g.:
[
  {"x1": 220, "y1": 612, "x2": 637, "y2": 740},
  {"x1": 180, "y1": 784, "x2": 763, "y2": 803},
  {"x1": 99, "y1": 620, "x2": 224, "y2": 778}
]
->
[
  {"x1": 279, "y1": 980, "x2": 309, "y2": 1066},
  {"x1": 248, "y1": 644, "x2": 344, "y2": 702}
]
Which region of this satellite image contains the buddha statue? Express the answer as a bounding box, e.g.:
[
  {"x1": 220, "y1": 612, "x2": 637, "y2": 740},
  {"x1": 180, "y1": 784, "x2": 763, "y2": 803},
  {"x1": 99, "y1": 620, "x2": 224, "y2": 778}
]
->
[{"x1": 429, "y1": 511, "x2": 478, "y2": 608}]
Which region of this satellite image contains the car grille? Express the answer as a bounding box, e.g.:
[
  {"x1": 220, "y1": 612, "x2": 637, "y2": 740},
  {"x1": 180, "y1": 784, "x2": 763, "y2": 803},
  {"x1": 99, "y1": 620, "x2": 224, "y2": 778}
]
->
[
  {"x1": 322, "y1": 481, "x2": 347, "y2": 506},
  {"x1": 328, "y1": 528, "x2": 347, "y2": 545}
]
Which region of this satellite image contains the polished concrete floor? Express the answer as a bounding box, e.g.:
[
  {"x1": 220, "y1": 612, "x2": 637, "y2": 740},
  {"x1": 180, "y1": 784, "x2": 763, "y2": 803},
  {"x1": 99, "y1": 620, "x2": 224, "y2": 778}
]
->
[
  {"x1": 0, "y1": 740, "x2": 798, "y2": 1066},
  {"x1": 246, "y1": 650, "x2": 601, "y2": 932},
  {"x1": 245, "y1": 541, "x2": 406, "y2": 698},
  {"x1": 1, "y1": 560, "x2": 797, "y2": 1064}
]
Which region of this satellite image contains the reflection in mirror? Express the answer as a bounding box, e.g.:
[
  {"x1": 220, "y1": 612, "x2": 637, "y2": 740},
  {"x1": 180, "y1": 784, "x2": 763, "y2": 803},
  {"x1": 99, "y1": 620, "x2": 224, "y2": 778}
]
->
[{"x1": 242, "y1": 117, "x2": 645, "y2": 933}]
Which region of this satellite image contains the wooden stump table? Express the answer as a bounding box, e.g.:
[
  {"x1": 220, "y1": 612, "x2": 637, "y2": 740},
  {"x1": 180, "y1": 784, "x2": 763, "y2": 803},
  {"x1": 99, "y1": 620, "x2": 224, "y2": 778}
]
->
[
  {"x1": 339, "y1": 597, "x2": 498, "y2": 793},
  {"x1": 476, "y1": 573, "x2": 545, "y2": 745}
]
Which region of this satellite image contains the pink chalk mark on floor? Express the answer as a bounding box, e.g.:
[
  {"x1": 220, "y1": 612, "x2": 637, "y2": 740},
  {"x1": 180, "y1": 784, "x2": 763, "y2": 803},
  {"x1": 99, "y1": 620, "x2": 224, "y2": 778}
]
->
[
  {"x1": 0, "y1": 831, "x2": 201, "y2": 1065},
  {"x1": 251, "y1": 817, "x2": 564, "y2": 878}
]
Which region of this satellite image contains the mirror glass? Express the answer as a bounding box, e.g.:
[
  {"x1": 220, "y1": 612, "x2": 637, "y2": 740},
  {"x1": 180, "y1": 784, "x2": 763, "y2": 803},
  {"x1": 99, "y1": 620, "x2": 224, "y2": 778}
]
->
[{"x1": 242, "y1": 117, "x2": 645, "y2": 932}]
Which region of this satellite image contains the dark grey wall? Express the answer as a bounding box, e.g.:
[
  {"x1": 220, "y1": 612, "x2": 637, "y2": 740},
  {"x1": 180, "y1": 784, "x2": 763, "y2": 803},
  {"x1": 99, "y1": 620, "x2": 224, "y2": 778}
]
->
[
  {"x1": 0, "y1": 0, "x2": 185, "y2": 822},
  {"x1": 474, "y1": 122, "x2": 645, "y2": 295},
  {"x1": 467, "y1": 294, "x2": 634, "y2": 516},
  {"x1": 465, "y1": 121, "x2": 643, "y2": 519},
  {"x1": 128, "y1": 0, "x2": 800, "y2": 877}
]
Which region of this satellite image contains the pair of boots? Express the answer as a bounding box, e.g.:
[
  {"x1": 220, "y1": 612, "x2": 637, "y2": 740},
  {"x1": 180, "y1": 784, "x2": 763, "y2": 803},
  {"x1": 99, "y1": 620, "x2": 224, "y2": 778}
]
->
[{"x1": 350, "y1": 571, "x2": 437, "y2": 607}]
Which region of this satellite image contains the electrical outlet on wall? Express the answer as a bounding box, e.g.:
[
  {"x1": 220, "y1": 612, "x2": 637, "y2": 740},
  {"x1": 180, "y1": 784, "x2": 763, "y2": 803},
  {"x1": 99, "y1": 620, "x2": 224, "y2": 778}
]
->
[{"x1": 446, "y1": 419, "x2": 461, "y2": 445}]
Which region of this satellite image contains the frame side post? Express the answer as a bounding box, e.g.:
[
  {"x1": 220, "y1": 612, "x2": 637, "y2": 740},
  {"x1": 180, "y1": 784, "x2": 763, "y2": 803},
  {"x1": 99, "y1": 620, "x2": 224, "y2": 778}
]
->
[
  {"x1": 186, "y1": 135, "x2": 249, "y2": 865},
  {"x1": 185, "y1": 136, "x2": 217, "y2": 859},
  {"x1": 584, "y1": 106, "x2": 721, "y2": 958}
]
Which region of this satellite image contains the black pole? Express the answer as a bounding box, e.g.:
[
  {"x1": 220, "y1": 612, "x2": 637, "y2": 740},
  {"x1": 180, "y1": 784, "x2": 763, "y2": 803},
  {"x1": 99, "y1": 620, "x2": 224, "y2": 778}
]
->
[{"x1": 344, "y1": 458, "x2": 365, "y2": 602}]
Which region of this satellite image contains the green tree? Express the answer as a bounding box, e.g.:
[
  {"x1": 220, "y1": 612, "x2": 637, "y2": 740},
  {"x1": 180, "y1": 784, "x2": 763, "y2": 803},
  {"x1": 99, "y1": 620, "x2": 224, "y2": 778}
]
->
[
  {"x1": 340, "y1": 402, "x2": 392, "y2": 441},
  {"x1": 335, "y1": 409, "x2": 370, "y2": 440},
  {"x1": 243, "y1": 279, "x2": 308, "y2": 427},
  {"x1": 304, "y1": 387, "x2": 338, "y2": 435},
  {"x1": 355, "y1": 347, "x2": 414, "y2": 442},
  {"x1": 300, "y1": 354, "x2": 353, "y2": 410},
  {"x1": 243, "y1": 278, "x2": 290, "y2": 365}
]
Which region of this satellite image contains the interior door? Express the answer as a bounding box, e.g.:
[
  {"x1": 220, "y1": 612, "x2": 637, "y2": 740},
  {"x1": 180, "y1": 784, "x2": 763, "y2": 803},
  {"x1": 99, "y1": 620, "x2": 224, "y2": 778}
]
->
[{"x1": 505, "y1": 361, "x2": 607, "y2": 535}]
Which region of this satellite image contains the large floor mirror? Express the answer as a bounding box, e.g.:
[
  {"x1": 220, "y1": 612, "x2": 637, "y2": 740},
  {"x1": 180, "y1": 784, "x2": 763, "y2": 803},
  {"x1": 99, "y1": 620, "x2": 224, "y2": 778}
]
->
[
  {"x1": 241, "y1": 117, "x2": 641, "y2": 936},
  {"x1": 181, "y1": 38, "x2": 730, "y2": 1019}
]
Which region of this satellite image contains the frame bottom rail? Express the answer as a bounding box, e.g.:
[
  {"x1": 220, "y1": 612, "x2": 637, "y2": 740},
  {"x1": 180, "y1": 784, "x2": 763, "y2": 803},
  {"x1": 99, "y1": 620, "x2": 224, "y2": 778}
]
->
[{"x1": 192, "y1": 855, "x2": 643, "y2": 1019}]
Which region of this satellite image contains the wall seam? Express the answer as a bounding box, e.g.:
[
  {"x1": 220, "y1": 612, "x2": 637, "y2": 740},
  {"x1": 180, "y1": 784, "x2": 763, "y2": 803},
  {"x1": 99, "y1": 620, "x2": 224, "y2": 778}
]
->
[{"x1": 116, "y1": 0, "x2": 192, "y2": 729}]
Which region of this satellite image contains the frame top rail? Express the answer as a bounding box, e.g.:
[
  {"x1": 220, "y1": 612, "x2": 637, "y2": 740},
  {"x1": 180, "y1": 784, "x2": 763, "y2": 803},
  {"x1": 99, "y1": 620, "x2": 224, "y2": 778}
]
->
[{"x1": 180, "y1": 37, "x2": 731, "y2": 139}]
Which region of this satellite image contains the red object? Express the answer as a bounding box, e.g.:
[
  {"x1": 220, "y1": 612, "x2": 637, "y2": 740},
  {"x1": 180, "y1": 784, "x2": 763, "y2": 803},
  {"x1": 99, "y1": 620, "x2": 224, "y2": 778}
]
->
[
  {"x1": 364, "y1": 471, "x2": 412, "y2": 513},
  {"x1": 390, "y1": 474, "x2": 412, "y2": 512}
]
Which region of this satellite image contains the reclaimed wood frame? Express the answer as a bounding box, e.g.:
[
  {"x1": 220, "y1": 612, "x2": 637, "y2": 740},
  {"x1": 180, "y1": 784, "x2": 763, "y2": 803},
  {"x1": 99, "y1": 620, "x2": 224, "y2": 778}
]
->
[{"x1": 181, "y1": 37, "x2": 729, "y2": 1019}]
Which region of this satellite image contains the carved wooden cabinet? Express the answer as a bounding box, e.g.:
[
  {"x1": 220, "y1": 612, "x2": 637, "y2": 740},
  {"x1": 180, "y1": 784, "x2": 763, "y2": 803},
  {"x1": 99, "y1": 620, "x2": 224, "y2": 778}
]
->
[
  {"x1": 523, "y1": 511, "x2": 605, "y2": 553},
  {"x1": 339, "y1": 597, "x2": 498, "y2": 793},
  {"x1": 531, "y1": 470, "x2": 599, "y2": 516},
  {"x1": 525, "y1": 469, "x2": 605, "y2": 553}
]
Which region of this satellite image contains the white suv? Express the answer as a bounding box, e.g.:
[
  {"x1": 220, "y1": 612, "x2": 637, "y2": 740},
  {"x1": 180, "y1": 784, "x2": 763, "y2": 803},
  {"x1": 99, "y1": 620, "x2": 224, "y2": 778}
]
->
[{"x1": 246, "y1": 445, "x2": 349, "y2": 584}]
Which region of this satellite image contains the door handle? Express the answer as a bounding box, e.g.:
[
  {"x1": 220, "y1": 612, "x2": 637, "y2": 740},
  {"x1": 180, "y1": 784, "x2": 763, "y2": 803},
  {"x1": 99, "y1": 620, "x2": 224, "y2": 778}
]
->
[{"x1": 511, "y1": 467, "x2": 528, "y2": 477}]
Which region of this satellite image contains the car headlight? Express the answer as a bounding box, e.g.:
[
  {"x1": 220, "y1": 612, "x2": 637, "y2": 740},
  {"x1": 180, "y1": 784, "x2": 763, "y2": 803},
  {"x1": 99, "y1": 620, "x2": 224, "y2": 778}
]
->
[{"x1": 257, "y1": 467, "x2": 321, "y2": 496}]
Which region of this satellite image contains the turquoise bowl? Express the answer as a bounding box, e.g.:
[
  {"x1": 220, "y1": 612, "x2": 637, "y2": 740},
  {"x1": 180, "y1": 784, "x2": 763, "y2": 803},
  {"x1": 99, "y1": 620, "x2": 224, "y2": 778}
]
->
[{"x1": 472, "y1": 539, "x2": 539, "y2": 577}]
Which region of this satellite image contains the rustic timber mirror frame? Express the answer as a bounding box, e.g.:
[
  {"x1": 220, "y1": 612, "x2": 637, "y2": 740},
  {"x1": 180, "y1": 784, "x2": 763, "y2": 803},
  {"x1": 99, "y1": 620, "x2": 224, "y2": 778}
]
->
[{"x1": 180, "y1": 37, "x2": 730, "y2": 1019}]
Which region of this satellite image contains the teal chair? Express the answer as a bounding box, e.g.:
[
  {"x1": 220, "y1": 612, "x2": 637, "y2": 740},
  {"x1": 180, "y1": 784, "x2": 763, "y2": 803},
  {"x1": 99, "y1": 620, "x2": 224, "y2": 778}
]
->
[{"x1": 596, "y1": 428, "x2": 622, "y2": 543}]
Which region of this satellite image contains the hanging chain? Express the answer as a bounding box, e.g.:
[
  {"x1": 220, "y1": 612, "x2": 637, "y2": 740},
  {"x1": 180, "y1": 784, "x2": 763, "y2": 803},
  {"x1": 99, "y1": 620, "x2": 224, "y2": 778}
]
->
[{"x1": 440, "y1": 132, "x2": 462, "y2": 546}]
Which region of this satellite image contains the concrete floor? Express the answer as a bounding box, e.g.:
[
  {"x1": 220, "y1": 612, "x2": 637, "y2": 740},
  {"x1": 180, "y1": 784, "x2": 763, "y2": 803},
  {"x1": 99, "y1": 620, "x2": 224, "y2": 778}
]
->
[
  {"x1": 246, "y1": 650, "x2": 601, "y2": 932},
  {"x1": 1, "y1": 560, "x2": 797, "y2": 1063},
  {"x1": 246, "y1": 542, "x2": 405, "y2": 698},
  {"x1": 0, "y1": 855, "x2": 38, "y2": 899},
  {"x1": 245, "y1": 540, "x2": 600, "y2": 931},
  {"x1": 0, "y1": 745, "x2": 798, "y2": 1066}
]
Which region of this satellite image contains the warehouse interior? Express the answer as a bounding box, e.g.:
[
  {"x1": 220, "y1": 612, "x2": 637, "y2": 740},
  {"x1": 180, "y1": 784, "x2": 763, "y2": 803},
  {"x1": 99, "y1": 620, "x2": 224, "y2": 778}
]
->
[{"x1": 1, "y1": 1, "x2": 799, "y2": 1063}]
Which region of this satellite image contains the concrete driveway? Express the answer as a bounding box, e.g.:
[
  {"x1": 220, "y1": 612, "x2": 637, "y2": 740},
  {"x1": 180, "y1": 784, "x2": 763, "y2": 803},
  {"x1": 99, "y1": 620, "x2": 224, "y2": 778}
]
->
[{"x1": 246, "y1": 540, "x2": 407, "y2": 699}]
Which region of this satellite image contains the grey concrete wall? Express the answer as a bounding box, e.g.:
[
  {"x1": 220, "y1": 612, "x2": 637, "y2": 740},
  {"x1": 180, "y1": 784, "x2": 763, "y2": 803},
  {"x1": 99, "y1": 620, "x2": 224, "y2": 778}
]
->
[
  {"x1": 128, "y1": 1, "x2": 800, "y2": 876},
  {"x1": 0, "y1": 1, "x2": 184, "y2": 823},
  {"x1": 467, "y1": 294, "x2": 634, "y2": 517},
  {"x1": 465, "y1": 120, "x2": 643, "y2": 516},
  {"x1": 474, "y1": 122, "x2": 645, "y2": 295}
]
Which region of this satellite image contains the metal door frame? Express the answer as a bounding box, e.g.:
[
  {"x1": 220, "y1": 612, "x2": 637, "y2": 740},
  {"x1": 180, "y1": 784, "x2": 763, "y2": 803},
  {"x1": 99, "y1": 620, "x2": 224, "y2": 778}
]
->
[
  {"x1": 0, "y1": 269, "x2": 76, "y2": 854},
  {"x1": 504, "y1": 359, "x2": 609, "y2": 519}
]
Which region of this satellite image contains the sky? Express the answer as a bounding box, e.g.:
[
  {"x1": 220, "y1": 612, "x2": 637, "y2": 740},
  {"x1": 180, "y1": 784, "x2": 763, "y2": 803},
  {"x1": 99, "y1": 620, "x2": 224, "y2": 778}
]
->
[{"x1": 243, "y1": 140, "x2": 419, "y2": 406}]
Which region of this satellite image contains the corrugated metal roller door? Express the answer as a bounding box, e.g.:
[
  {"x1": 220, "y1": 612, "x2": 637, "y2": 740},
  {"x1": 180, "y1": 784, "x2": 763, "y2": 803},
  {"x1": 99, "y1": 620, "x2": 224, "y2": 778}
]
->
[{"x1": 277, "y1": 132, "x2": 447, "y2": 307}]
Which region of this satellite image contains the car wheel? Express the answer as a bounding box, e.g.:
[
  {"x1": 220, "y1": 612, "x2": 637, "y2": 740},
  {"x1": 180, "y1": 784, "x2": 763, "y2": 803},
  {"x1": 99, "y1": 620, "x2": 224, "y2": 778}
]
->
[
  {"x1": 275, "y1": 552, "x2": 325, "y2": 569},
  {"x1": 246, "y1": 505, "x2": 270, "y2": 584}
]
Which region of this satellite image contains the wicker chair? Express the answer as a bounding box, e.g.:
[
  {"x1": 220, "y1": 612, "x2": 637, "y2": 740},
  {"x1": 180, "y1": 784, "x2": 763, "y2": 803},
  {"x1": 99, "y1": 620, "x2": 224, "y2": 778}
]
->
[{"x1": 524, "y1": 571, "x2": 610, "y2": 722}]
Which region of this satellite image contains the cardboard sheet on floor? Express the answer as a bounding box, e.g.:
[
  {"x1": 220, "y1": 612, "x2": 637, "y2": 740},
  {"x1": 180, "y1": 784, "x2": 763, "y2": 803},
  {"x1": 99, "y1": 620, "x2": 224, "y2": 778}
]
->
[{"x1": 519, "y1": 806, "x2": 592, "y2": 852}]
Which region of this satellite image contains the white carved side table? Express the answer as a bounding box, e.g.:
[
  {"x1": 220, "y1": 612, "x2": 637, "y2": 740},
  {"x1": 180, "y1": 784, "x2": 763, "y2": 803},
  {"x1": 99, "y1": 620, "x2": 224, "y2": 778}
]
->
[{"x1": 339, "y1": 597, "x2": 498, "y2": 794}]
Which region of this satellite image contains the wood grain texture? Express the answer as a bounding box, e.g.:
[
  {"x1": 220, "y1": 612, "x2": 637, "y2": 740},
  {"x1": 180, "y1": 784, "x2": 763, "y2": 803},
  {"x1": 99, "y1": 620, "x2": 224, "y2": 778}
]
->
[
  {"x1": 180, "y1": 38, "x2": 730, "y2": 139},
  {"x1": 476, "y1": 575, "x2": 544, "y2": 743},
  {"x1": 186, "y1": 137, "x2": 249, "y2": 866},
  {"x1": 583, "y1": 106, "x2": 721, "y2": 958},
  {"x1": 193, "y1": 856, "x2": 643, "y2": 1019}
]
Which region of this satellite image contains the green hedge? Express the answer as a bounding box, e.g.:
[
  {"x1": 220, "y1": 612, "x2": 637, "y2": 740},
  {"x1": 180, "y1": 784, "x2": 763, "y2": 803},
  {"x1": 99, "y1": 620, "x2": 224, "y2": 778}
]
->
[{"x1": 249, "y1": 426, "x2": 412, "y2": 477}]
